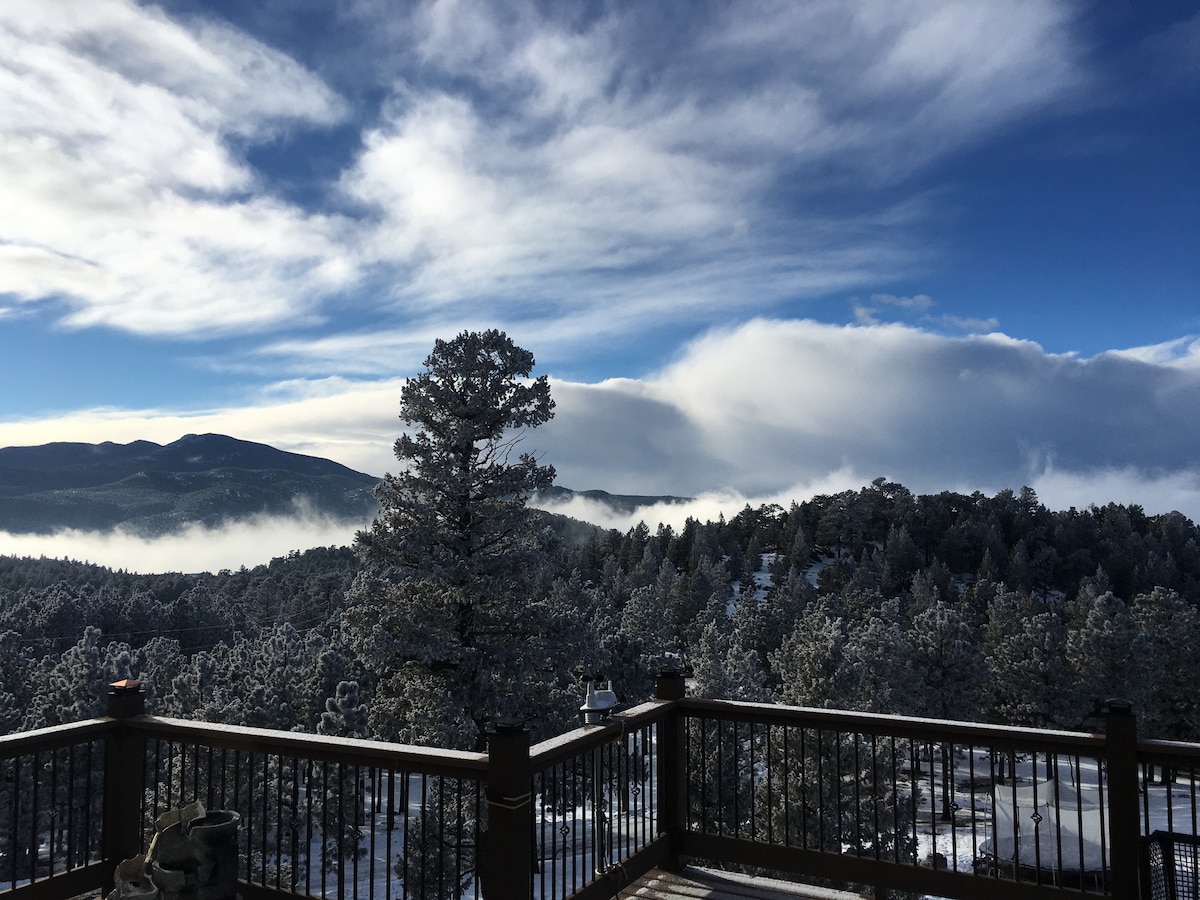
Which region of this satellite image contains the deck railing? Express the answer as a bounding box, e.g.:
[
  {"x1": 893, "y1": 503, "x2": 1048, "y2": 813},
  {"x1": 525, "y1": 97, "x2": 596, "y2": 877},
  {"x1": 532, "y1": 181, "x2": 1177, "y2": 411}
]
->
[{"x1": 3, "y1": 674, "x2": 1199, "y2": 899}]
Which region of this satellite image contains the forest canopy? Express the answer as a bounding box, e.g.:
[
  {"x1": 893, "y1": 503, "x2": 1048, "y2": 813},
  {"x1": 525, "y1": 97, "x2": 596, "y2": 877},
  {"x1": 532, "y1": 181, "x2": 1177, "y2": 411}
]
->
[{"x1": 2, "y1": 478, "x2": 1198, "y2": 741}]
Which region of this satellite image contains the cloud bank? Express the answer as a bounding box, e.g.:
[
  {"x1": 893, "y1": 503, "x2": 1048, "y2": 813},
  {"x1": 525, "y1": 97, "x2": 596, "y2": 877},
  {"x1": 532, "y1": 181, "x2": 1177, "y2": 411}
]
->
[
  {"x1": 535, "y1": 320, "x2": 1200, "y2": 503},
  {"x1": 3, "y1": 320, "x2": 1199, "y2": 571},
  {"x1": 0, "y1": 510, "x2": 364, "y2": 575}
]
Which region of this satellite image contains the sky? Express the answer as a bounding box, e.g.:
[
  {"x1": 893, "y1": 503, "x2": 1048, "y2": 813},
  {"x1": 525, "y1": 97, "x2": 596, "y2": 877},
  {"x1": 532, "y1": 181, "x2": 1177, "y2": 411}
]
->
[{"x1": 1, "y1": 0, "x2": 1199, "y2": 571}]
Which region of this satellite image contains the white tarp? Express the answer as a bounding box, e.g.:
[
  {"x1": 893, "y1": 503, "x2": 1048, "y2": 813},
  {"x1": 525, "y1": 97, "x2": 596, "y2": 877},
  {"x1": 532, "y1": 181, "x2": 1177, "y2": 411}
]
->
[{"x1": 987, "y1": 779, "x2": 1108, "y2": 874}]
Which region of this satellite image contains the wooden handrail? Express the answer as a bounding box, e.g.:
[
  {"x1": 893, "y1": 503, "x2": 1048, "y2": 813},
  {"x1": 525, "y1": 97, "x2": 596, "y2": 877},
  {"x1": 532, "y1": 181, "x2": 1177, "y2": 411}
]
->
[
  {"x1": 680, "y1": 697, "x2": 1108, "y2": 754},
  {"x1": 529, "y1": 700, "x2": 668, "y2": 771},
  {"x1": 0, "y1": 718, "x2": 114, "y2": 759},
  {"x1": 126, "y1": 714, "x2": 488, "y2": 778}
]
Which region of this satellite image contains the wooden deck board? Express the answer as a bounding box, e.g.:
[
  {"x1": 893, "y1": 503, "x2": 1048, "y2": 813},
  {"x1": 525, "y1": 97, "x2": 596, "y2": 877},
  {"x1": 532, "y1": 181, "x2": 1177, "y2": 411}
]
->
[{"x1": 623, "y1": 866, "x2": 867, "y2": 900}]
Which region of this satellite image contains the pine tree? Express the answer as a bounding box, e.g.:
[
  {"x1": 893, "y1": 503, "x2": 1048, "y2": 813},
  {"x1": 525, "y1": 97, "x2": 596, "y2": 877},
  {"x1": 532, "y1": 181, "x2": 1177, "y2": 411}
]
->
[
  {"x1": 1133, "y1": 587, "x2": 1200, "y2": 741},
  {"x1": 344, "y1": 331, "x2": 577, "y2": 749},
  {"x1": 981, "y1": 587, "x2": 1075, "y2": 729},
  {"x1": 690, "y1": 622, "x2": 768, "y2": 702},
  {"x1": 1066, "y1": 588, "x2": 1149, "y2": 729},
  {"x1": 843, "y1": 600, "x2": 917, "y2": 715},
  {"x1": 355, "y1": 328, "x2": 555, "y2": 589},
  {"x1": 318, "y1": 681, "x2": 371, "y2": 862},
  {"x1": 770, "y1": 606, "x2": 853, "y2": 709},
  {"x1": 907, "y1": 599, "x2": 983, "y2": 821}
]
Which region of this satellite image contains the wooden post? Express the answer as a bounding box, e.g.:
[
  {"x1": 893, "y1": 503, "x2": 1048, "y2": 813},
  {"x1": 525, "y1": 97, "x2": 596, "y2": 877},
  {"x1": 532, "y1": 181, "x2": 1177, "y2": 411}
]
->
[
  {"x1": 102, "y1": 679, "x2": 146, "y2": 873},
  {"x1": 1104, "y1": 699, "x2": 1140, "y2": 900},
  {"x1": 656, "y1": 668, "x2": 686, "y2": 873},
  {"x1": 483, "y1": 718, "x2": 532, "y2": 900}
]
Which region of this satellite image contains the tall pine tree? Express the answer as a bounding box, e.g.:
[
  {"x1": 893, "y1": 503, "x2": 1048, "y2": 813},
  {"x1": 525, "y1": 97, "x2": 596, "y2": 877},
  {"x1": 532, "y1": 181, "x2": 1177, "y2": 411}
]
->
[{"x1": 344, "y1": 330, "x2": 581, "y2": 748}]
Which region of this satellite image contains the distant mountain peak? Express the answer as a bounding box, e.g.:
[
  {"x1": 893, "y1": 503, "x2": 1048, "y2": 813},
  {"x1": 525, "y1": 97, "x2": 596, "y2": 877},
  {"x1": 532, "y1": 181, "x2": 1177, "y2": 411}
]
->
[{"x1": 0, "y1": 434, "x2": 380, "y2": 536}]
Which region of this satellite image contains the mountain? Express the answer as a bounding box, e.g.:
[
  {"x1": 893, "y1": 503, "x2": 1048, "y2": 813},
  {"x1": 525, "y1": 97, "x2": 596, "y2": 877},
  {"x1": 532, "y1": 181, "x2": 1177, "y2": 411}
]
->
[
  {"x1": 0, "y1": 433, "x2": 380, "y2": 536},
  {"x1": 0, "y1": 433, "x2": 691, "y2": 538}
]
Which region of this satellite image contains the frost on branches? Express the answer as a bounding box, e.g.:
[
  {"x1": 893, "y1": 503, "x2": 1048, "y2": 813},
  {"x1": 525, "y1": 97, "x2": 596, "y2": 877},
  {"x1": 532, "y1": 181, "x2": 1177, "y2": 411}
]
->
[{"x1": 345, "y1": 330, "x2": 595, "y2": 750}]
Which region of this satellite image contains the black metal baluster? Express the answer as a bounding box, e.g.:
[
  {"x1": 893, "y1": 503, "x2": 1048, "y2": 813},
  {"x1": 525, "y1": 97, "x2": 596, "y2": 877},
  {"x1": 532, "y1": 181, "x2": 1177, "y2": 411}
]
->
[
  {"x1": 28, "y1": 751, "x2": 38, "y2": 885},
  {"x1": 852, "y1": 732, "x2": 862, "y2": 856},
  {"x1": 368, "y1": 766, "x2": 378, "y2": 900},
  {"x1": 1051, "y1": 762, "x2": 1064, "y2": 886},
  {"x1": 304, "y1": 758, "x2": 314, "y2": 897},
  {"x1": 1096, "y1": 757, "x2": 1108, "y2": 893},
  {"x1": 948, "y1": 742, "x2": 958, "y2": 872},
  {"x1": 765, "y1": 723, "x2": 774, "y2": 845},
  {"x1": 435, "y1": 775, "x2": 445, "y2": 900},
  {"x1": 48, "y1": 745, "x2": 59, "y2": 876},
  {"x1": 66, "y1": 745, "x2": 78, "y2": 870},
  {"x1": 399, "y1": 769, "x2": 410, "y2": 900},
  {"x1": 816, "y1": 729, "x2": 825, "y2": 851},
  {"x1": 1190, "y1": 764, "x2": 1198, "y2": 838},
  {"x1": 260, "y1": 752, "x2": 269, "y2": 888},
  {"x1": 798, "y1": 726, "x2": 808, "y2": 848},
  {"x1": 968, "y1": 744, "x2": 978, "y2": 874},
  {"x1": 910, "y1": 739, "x2": 920, "y2": 867},
  {"x1": 1008, "y1": 752, "x2": 1020, "y2": 883},
  {"x1": 870, "y1": 733, "x2": 879, "y2": 860},
  {"x1": 385, "y1": 768, "x2": 394, "y2": 900}
]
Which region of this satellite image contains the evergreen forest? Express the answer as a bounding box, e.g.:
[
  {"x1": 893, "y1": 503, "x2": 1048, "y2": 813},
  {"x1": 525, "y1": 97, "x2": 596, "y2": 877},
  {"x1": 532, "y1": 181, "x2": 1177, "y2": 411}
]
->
[{"x1": 3, "y1": 479, "x2": 1198, "y2": 745}]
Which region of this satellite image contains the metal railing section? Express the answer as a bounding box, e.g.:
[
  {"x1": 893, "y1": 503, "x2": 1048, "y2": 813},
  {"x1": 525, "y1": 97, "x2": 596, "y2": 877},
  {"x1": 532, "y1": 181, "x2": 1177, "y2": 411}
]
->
[
  {"x1": 0, "y1": 720, "x2": 111, "y2": 895},
  {"x1": 7, "y1": 680, "x2": 1200, "y2": 900},
  {"x1": 1140, "y1": 741, "x2": 1200, "y2": 840},
  {"x1": 528, "y1": 702, "x2": 664, "y2": 900},
  {"x1": 679, "y1": 699, "x2": 1128, "y2": 898},
  {"x1": 130, "y1": 717, "x2": 488, "y2": 900}
]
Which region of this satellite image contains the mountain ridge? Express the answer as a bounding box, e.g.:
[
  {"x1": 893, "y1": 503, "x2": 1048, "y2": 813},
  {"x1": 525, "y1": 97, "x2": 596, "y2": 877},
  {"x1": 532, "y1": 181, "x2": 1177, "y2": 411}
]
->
[
  {"x1": 0, "y1": 434, "x2": 688, "y2": 537},
  {"x1": 0, "y1": 434, "x2": 380, "y2": 536}
]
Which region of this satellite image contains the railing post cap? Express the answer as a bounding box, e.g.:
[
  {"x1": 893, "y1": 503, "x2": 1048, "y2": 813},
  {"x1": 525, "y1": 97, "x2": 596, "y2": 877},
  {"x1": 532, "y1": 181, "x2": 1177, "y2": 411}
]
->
[
  {"x1": 106, "y1": 679, "x2": 146, "y2": 719},
  {"x1": 489, "y1": 716, "x2": 528, "y2": 736},
  {"x1": 1104, "y1": 698, "x2": 1134, "y2": 716}
]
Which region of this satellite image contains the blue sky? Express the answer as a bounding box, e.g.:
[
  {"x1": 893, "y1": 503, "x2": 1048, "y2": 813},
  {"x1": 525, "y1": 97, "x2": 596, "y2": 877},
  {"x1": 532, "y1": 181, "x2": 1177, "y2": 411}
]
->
[{"x1": 1, "y1": 1, "x2": 1199, "y2": 566}]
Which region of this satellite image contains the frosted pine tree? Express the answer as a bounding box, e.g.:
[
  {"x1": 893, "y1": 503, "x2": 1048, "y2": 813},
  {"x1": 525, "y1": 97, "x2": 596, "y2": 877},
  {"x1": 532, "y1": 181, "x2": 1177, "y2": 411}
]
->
[
  {"x1": 1065, "y1": 588, "x2": 1149, "y2": 729},
  {"x1": 982, "y1": 587, "x2": 1075, "y2": 729},
  {"x1": 908, "y1": 599, "x2": 983, "y2": 820},
  {"x1": 620, "y1": 584, "x2": 676, "y2": 674},
  {"x1": 690, "y1": 622, "x2": 768, "y2": 702},
  {"x1": 842, "y1": 599, "x2": 917, "y2": 715},
  {"x1": 761, "y1": 608, "x2": 915, "y2": 865},
  {"x1": 1133, "y1": 587, "x2": 1200, "y2": 742},
  {"x1": 344, "y1": 331, "x2": 587, "y2": 750},
  {"x1": 769, "y1": 606, "x2": 853, "y2": 708}
]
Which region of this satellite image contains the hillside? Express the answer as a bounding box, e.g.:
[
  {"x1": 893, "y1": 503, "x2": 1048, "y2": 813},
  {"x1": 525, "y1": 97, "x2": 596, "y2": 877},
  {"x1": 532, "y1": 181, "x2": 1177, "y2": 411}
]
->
[
  {"x1": 0, "y1": 433, "x2": 381, "y2": 536},
  {"x1": 0, "y1": 433, "x2": 689, "y2": 539}
]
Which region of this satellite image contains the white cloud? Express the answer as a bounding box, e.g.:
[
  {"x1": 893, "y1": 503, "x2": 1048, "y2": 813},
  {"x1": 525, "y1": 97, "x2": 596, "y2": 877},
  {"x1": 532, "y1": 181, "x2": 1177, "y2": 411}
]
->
[
  {"x1": 1031, "y1": 465, "x2": 1200, "y2": 519},
  {"x1": 1107, "y1": 336, "x2": 1200, "y2": 369},
  {"x1": 0, "y1": 508, "x2": 365, "y2": 574},
  {"x1": 0, "y1": 0, "x2": 356, "y2": 336},
  {"x1": 321, "y1": 0, "x2": 1089, "y2": 347},
  {"x1": 5, "y1": 320, "x2": 1200, "y2": 569},
  {"x1": 1, "y1": 0, "x2": 1095, "y2": 356},
  {"x1": 532, "y1": 468, "x2": 869, "y2": 534},
  {"x1": 940, "y1": 314, "x2": 1002, "y2": 332},
  {"x1": 535, "y1": 320, "x2": 1200, "y2": 522},
  {"x1": 872, "y1": 293, "x2": 935, "y2": 313}
]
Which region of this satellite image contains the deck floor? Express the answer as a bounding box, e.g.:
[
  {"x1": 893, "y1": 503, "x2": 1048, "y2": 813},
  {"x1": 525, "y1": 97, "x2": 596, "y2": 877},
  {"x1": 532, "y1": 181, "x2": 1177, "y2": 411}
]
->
[
  {"x1": 623, "y1": 866, "x2": 867, "y2": 899},
  {"x1": 72, "y1": 867, "x2": 866, "y2": 900}
]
